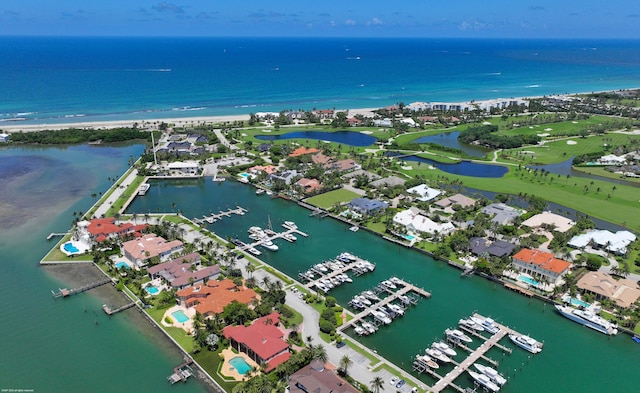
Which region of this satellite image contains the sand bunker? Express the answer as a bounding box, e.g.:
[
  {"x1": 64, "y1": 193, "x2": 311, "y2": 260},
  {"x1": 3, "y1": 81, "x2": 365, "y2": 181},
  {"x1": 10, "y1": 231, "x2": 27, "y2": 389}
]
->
[
  {"x1": 483, "y1": 121, "x2": 492, "y2": 125},
  {"x1": 567, "y1": 140, "x2": 577, "y2": 145},
  {"x1": 401, "y1": 166, "x2": 413, "y2": 170},
  {"x1": 360, "y1": 131, "x2": 373, "y2": 135},
  {"x1": 261, "y1": 129, "x2": 272, "y2": 132},
  {"x1": 537, "y1": 133, "x2": 550, "y2": 137},
  {"x1": 544, "y1": 128, "x2": 552, "y2": 131}
]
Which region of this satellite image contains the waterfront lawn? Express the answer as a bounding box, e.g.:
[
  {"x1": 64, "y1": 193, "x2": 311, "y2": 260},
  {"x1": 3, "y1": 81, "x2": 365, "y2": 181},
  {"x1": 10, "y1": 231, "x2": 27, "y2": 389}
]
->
[
  {"x1": 146, "y1": 307, "x2": 194, "y2": 352},
  {"x1": 192, "y1": 350, "x2": 238, "y2": 392},
  {"x1": 261, "y1": 266, "x2": 294, "y2": 285},
  {"x1": 364, "y1": 221, "x2": 386, "y2": 234},
  {"x1": 305, "y1": 189, "x2": 361, "y2": 210},
  {"x1": 341, "y1": 338, "x2": 379, "y2": 364}
]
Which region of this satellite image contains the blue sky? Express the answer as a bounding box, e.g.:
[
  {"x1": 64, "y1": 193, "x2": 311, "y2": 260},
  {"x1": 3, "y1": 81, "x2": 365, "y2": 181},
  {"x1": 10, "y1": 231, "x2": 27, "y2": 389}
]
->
[{"x1": 1, "y1": 1, "x2": 638, "y2": 38}]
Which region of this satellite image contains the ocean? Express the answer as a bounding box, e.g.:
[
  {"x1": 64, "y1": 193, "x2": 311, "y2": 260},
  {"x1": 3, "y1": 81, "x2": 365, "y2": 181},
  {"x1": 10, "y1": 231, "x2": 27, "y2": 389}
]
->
[
  {"x1": 1, "y1": 37, "x2": 640, "y2": 123},
  {"x1": 2, "y1": 37, "x2": 640, "y2": 392}
]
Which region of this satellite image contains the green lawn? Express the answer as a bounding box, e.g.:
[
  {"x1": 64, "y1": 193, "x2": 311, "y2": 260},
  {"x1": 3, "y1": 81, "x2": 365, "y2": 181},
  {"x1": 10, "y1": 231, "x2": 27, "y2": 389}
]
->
[{"x1": 305, "y1": 188, "x2": 361, "y2": 209}]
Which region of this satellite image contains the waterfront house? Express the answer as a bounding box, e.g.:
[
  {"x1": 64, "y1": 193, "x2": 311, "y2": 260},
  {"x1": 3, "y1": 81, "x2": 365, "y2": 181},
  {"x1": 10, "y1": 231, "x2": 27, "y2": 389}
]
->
[
  {"x1": 311, "y1": 153, "x2": 333, "y2": 166},
  {"x1": 568, "y1": 229, "x2": 637, "y2": 256},
  {"x1": 223, "y1": 312, "x2": 291, "y2": 372},
  {"x1": 480, "y1": 203, "x2": 523, "y2": 225},
  {"x1": 522, "y1": 211, "x2": 575, "y2": 233},
  {"x1": 269, "y1": 170, "x2": 301, "y2": 185},
  {"x1": 326, "y1": 159, "x2": 360, "y2": 173},
  {"x1": 435, "y1": 194, "x2": 477, "y2": 209},
  {"x1": 288, "y1": 360, "x2": 359, "y2": 393},
  {"x1": 372, "y1": 118, "x2": 392, "y2": 127},
  {"x1": 83, "y1": 217, "x2": 146, "y2": 243},
  {"x1": 406, "y1": 184, "x2": 442, "y2": 202},
  {"x1": 121, "y1": 234, "x2": 183, "y2": 268},
  {"x1": 341, "y1": 169, "x2": 381, "y2": 182},
  {"x1": 289, "y1": 147, "x2": 321, "y2": 157},
  {"x1": 393, "y1": 208, "x2": 455, "y2": 236},
  {"x1": 370, "y1": 176, "x2": 406, "y2": 188},
  {"x1": 177, "y1": 278, "x2": 257, "y2": 316},
  {"x1": 296, "y1": 178, "x2": 322, "y2": 194},
  {"x1": 0, "y1": 133, "x2": 9, "y2": 142},
  {"x1": 347, "y1": 197, "x2": 388, "y2": 215},
  {"x1": 576, "y1": 271, "x2": 640, "y2": 308},
  {"x1": 249, "y1": 165, "x2": 278, "y2": 175},
  {"x1": 469, "y1": 237, "x2": 515, "y2": 258},
  {"x1": 511, "y1": 248, "x2": 571, "y2": 285},
  {"x1": 147, "y1": 252, "x2": 221, "y2": 290}
]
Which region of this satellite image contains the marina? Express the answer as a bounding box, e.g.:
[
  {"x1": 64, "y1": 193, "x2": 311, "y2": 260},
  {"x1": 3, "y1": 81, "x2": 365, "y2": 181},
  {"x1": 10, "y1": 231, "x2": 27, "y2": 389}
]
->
[
  {"x1": 412, "y1": 313, "x2": 536, "y2": 392},
  {"x1": 192, "y1": 206, "x2": 248, "y2": 224},
  {"x1": 299, "y1": 252, "x2": 375, "y2": 293}
]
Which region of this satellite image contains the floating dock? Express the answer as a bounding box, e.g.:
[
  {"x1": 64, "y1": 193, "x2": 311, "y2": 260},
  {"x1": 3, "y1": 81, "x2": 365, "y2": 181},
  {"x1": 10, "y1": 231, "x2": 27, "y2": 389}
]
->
[
  {"x1": 167, "y1": 359, "x2": 194, "y2": 384},
  {"x1": 193, "y1": 206, "x2": 248, "y2": 224},
  {"x1": 51, "y1": 278, "x2": 112, "y2": 298}
]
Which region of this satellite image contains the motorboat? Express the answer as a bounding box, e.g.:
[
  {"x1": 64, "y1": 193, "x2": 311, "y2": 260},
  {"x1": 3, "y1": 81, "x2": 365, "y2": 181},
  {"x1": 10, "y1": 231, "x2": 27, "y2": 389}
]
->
[
  {"x1": 387, "y1": 304, "x2": 405, "y2": 316},
  {"x1": 425, "y1": 348, "x2": 451, "y2": 363},
  {"x1": 415, "y1": 354, "x2": 439, "y2": 369},
  {"x1": 315, "y1": 282, "x2": 328, "y2": 293},
  {"x1": 399, "y1": 295, "x2": 411, "y2": 305},
  {"x1": 471, "y1": 316, "x2": 500, "y2": 335},
  {"x1": 362, "y1": 321, "x2": 377, "y2": 334},
  {"x1": 266, "y1": 190, "x2": 274, "y2": 196},
  {"x1": 362, "y1": 291, "x2": 380, "y2": 301},
  {"x1": 555, "y1": 304, "x2": 618, "y2": 335},
  {"x1": 338, "y1": 252, "x2": 357, "y2": 262},
  {"x1": 246, "y1": 247, "x2": 261, "y2": 256},
  {"x1": 390, "y1": 276, "x2": 402, "y2": 285},
  {"x1": 282, "y1": 233, "x2": 297, "y2": 242},
  {"x1": 445, "y1": 328, "x2": 472, "y2": 343},
  {"x1": 381, "y1": 280, "x2": 396, "y2": 290},
  {"x1": 283, "y1": 221, "x2": 298, "y2": 230},
  {"x1": 248, "y1": 226, "x2": 263, "y2": 234},
  {"x1": 354, "y1": 325, "x2": 365, "y2": 335},
  {"x1": 459, "y1": 318, "x2": 484, "y2": 331},
  {"x1": 371, "y1": 310, "x2": 392, "y2": 325},
  {"x1": 339, "y1": 274, "x2": 352, "y2": 283},
  {"x1": 473, "y1": 364, "x2": 507, "y2": 386},
  {"x1": 468, "y1": 371, "x2": 500, "y2": 392},
  {"x1": 363, "y1": 261, "x2": 375, "y2": 271},
  {"x1": 509, "y1": 334, "x2": 543, "y2": 354},
  {"x1": 350, "y1": 299, "x2": 364, "y2": 309},
  {"x1": 255, "y1": 188, "x2": 265, "y2": 195},
  {"x1": 356, "y1": 295, "x2": 372, "y2": 306},
  {"x1": 431, "y1": 341, "x2": 457, "y2": 357},
  {"x1": 260, "y1": 239, "x2": 278, "y2": 251},
  {"x1": 349, "y1": 225, "x2": 359, "y2": 232},
  {"x1": 313, "y1": 264, "x2": 328, "y2": 273},
  {"x1": 138, "y1": 183, "x2": 150, "y2": 195}
]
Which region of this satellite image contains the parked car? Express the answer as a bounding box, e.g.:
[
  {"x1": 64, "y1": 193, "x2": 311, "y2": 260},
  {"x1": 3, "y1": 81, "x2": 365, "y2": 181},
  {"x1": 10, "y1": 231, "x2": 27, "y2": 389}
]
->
[{"x1": 389, "y1": 377, "x2": 400, "y2": 386}]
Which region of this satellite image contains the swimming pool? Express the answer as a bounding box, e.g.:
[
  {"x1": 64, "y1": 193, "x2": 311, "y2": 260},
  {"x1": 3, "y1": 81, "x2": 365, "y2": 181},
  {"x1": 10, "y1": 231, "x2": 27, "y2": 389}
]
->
[
  {"x1": 171, "y1": 310, "x2": 189, "y2": 323},
  {"x1": 115, "y1": 261, "x2": 129, "y2": 269},
  {"x1": 402, "y1": 234, "x2": 416, "y2": 241},
  {"x1": 518, "y1": 275, "x2": 539, "y2": 286},
  {"x1": 146, "y1": 285, "x2": 160, "y2": 295},
  {"x1": 238, "y1": 172, "x2": 250, "y2": 178},
  {"x1": 63, "y1": 242, "x2": 79, "y2": 253},
  {"x1": 570, "y1": 298, "x2": 591, "y2": 308},
  {"x1": 229, "y1": 356, "x2": 252, "y2": 375}
]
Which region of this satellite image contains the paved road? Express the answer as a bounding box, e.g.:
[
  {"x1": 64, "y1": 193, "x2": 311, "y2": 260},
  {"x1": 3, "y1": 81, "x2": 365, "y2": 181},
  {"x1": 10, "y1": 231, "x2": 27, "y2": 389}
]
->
[{"x1": 93, "y1": 168, "x2": 139, "y2": 218}]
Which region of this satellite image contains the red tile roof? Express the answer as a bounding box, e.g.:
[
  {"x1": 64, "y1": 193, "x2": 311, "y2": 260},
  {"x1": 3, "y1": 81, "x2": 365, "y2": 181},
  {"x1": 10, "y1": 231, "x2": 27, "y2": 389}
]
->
[
  {"x1": 223, "y1": 312, "x2": 290, "y2": 364},
  {"x1": 87, "y1": 217, "x2": 146, "y2": 242},
  {"x1": 296, "y1": 178, "x2": 322, "y2": 193},
  {"x1": 289, "y1": 147, "x2": 321, "y2": 157},
  {"x1": 513, "y1": 248, "x2": 571, "y2": 274},
  {"x1": 177, "y1": 279, "x2": 257, "y2": 315}
]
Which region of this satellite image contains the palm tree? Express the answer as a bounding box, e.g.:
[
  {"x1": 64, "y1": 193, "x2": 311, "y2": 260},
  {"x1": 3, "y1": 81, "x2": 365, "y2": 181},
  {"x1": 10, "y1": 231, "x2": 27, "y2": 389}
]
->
[
  {"x1": 311, "y1": 344, "x2": 328, "y2": 363},
  {"x1": 246, "y1": 263, "x2": 256, "y2": 278},
  {"x1": 339, "y1": 354, "x2": 352, "y2": 376},
  {"x1": 370, "y1": 376, "x2": 385, "y2": 393}
]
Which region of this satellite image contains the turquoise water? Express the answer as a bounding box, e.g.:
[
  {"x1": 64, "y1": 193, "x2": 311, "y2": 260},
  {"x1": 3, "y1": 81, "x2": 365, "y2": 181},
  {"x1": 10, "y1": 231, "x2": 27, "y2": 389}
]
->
[
  {"x1": 518, "y1": 275, "x2": 539, "y2": 286},
  {"x1": 402, "y1": 234, "x2": 416, "y2": 241},
  {"x1": 229, "y1": 356, "x2": 252, "y2": 375},
  {"x1": 115, "y1": 261, "x2": 129, "y2": 269},
  {"x1": 2, "y1": 37, "x2": 640, "y2": 124},
  {"x1": 146, "y1": 286, "x2": 160, "y2": 295},
  {"x1": 255, "y1": 131, "x2": 377, "y2": 146},
  {"x1": 0, "y1": 145, "x2": 207, "y2": 393},
  {"x1": 172, "y1": 310, "x2": 189, "y2": 323},
  {"x1": 128, "y1": 178, "x2": 640, "y2": 392},
  {"x1": 63, "y1": 242, "x2": 79, "y2": 253}
]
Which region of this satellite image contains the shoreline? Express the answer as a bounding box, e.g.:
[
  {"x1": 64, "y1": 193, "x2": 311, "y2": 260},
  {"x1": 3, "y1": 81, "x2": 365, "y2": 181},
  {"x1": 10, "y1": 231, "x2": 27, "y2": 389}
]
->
[{"x1": 1, "y1": 87, "x2": 638, "y2": 133}]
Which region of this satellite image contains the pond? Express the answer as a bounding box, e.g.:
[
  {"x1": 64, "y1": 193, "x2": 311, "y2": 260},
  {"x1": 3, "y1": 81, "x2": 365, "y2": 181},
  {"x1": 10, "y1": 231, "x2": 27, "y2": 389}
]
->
[
  {"x1": 531, "y1": 157, "x2": 639, "y2": 188},
  {"x1": 386, "y1": 152, "x2": 508, "y2": 178},
  {"x1": 411, "y1": 131, "x2": 489, "y2": 158},
  {"x1": 255, "y1": 130, "x2": 377, "y2": 146}
]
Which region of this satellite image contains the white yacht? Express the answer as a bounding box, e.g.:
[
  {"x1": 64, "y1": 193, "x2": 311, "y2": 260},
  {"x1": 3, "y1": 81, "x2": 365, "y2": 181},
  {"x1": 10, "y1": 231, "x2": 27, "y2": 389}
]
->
[
  {"x1": 339, "y1": 274, "x2": 352, "y2": 283},
  {"x1": 459, "y1": 318, "x2": 484, "y2": 331},
  {"x1": 349, "y1": 225, "x2": 359, "y2": 232},
  {"x1": 431, "y1": 341, "x2": 457, "y2": 357},
  {"x1": 509, "y1": 334, "x2": 543, "y2": 354},
  {"x1": 315, "y1": 282, "x2": 328, "y2": 293},
  {"x1": 425, "y1": 348, "x2": 451, "y2": 363},
  {"x1": 362, "y1": 291, "x2": 380, "y2": 301},
  {"x1": 473, "y1": 364, "x2": 507, "y2": 386},
  {"x1": 381, "y1": 280, "x2": 396, "y2": 290},
  {"x1": 283, "y1": 221, "x2": 298, "y2": 230},
  {"x1": 445, "y1": 328, "x2": 473, "y2": 343},
  {"x1": 255, "y1": 188, "x2": 266, "y2": 195},
  {"x1": 246, "y1": 247, "x2": 261, "y2": 256},
  {"x1": 282, "y1": 233, "x2": 297, "y2": 242},
  {"x1": 472, "y1": 316, "x2": 500, "y2": 335},
  {"x1": 390, "y1": 276, "x2": 402, "y2": 285},
  {"x1": 468, "y1": 371, "x2": 500, "y2": 392},
  {"x1": 248, "y1": 226, "x2": 263, "y2": 234},
  {"x1": 362, "y1": 321, "x2": 377, "y2": 334},
  {"x1": 354, "y1": 325, "x2": 365, "y2": 335},
  {"x1": 399, "y1": 295, "x2": 411, "y2": 305},
  {"x1": 260, "y1": 240, "x2": 279, "y2": 251},
  {"x1": 138, "y1": 183, "x2": 150, "y2": 195},
  {"x1": 555, "y1": 304, "x2": 618, "y2": 335},
  {"x1": 350, "y1": 298, "x2": 364, "y2": 309},
  {"x1": 313, "y1": 263, "x2": 328, "y2": 273},
  {"x1": 415, "y1": 354, "x2": 439, "y2": 370},
  {"x1": 265, "y1": 190, "x2": 274, "y2": 196},
  {"x1": 356, "y1": 295, "x2": 372, "y2": 306},
  {"x1": 387, "y1": 304, "x2": 405, "y2": 316},
  {"x1": 371, "y1": 310, "x2": 392, "y2": 325}
]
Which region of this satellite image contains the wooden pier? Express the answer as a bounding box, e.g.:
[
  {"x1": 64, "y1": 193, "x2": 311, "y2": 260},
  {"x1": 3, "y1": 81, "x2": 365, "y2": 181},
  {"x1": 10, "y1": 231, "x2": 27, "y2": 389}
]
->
[
  {"x1": 167, "y1": 359, "x2": 194, "y2": 384},
  {"x1": 46, "y1": 232, "x2": 68, "y2": 240},
  {"x1": 418, "y1": 314, "x2": 519, "y2": 393},
  {"x1": 193, "y1": 206, "x2": 248, "y2": 224},
  {"x1": 51, "y1": 278, "x2": 112, "y2": 298},
  {"x1": 339, "y1": 279, "x2": 431, "y2": 333},
  {"x1": 102, "y1": 302, "x2": 136, "y2": 315}
]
